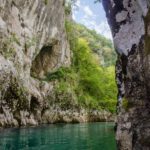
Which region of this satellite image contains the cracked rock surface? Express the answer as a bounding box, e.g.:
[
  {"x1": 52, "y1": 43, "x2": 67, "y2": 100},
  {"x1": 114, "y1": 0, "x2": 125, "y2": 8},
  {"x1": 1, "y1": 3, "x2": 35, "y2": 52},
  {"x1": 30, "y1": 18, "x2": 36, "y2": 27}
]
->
[{"x1": 102, "y1": 0, "x2": 150, "y2": 149}]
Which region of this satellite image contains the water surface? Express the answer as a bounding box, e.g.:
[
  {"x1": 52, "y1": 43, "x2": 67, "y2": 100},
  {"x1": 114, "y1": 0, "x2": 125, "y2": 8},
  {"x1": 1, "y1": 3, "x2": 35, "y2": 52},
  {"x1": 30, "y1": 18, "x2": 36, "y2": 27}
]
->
[{"x1": 0, "y1": 122, "x2": 117, "y2": 150}]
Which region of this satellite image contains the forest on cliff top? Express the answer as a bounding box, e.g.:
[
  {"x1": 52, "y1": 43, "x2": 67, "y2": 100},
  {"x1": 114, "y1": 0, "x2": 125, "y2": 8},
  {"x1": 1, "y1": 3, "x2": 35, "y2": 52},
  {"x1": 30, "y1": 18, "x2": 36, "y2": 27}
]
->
[{"x1": 45, "y1": 17, "x2": 117, "y2": 113}]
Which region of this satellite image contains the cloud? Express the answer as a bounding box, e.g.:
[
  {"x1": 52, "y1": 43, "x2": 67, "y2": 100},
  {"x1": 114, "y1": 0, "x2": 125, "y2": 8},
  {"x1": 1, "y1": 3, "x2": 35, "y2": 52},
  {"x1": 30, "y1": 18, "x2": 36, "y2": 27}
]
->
[
  {"x1": 72, "y1": 1, "x2": 112, "y2": 39},
  {"x1": 71, "y1": 0, "x2": 81, "y2": 20},
  {"x1": 72, "y1": 0, "x2": 81, "y2": 10},
  {"x1": 81, "y1": 18, "x2": 112, "y2": 39},
  {"x1": 76, "y1": 0, "x2": 81, "y2": 7},
  {"x1": 83, "y1": 6, "x2": 94, "y2": 17},
  {"x1": 94, "y1": 21, "x2": 112, "y2": 39},
  {"x1": 72, "y1": 13, "x2": 76, "y2": 20}
]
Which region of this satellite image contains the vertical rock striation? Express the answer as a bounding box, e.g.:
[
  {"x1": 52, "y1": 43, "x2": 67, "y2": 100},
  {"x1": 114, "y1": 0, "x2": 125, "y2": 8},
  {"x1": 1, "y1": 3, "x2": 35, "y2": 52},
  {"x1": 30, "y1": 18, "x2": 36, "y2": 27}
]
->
[
  {"x1": 0, "y1": 0, "x2": 71, "y2": 127},
  {"x1": 102, "y1": 0, "x2": 150, "y2": 149}
]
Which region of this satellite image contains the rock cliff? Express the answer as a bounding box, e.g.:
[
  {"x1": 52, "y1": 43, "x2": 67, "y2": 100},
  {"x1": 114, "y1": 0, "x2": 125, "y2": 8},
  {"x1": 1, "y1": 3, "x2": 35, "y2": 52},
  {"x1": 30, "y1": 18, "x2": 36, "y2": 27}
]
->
[
  {"x1": 0, "y1": 0, "x2": 114, "y2": 127},
  {"x1": 0, "y1": 0, "x2": 72, "y2": 127},
  {"x1": 102, "y1": 0, "x2": 150, "y2": 149}
]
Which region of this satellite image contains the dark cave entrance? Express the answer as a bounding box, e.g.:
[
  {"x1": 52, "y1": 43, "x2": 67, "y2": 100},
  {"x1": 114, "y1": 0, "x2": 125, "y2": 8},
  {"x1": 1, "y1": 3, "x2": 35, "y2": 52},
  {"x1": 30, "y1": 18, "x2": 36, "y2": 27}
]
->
[{"x1": 31, "y1": 40, "x2": 60, "y2": 79}]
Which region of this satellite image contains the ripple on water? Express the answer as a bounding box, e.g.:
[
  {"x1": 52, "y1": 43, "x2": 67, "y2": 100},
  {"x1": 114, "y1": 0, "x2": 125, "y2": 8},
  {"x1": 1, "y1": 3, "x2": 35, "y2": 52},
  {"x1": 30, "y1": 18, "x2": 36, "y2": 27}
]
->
[{"x1": 0, "y1": 122, "x2": 117, "y2": 150}]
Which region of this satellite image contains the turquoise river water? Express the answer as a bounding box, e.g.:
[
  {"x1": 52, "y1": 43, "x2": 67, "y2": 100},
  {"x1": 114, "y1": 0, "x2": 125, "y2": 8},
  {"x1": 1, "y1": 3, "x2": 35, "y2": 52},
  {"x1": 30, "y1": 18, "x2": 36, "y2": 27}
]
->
[{"x1": 0, "y1": 122, "x2": 117, "y2": 150}]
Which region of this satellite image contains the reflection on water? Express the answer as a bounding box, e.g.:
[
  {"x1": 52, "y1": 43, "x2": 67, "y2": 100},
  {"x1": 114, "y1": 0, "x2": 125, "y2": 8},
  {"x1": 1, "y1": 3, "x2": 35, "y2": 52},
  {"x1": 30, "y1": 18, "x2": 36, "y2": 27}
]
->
[{"x1": 0, "y1": 122, "x2": 117, "y2": 150}]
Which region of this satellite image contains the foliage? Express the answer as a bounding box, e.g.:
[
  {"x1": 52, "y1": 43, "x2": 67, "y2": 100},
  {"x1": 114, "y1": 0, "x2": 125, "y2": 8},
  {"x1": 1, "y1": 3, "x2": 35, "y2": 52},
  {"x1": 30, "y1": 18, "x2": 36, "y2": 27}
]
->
[
  {"x1": 65, "y1": 20, "x2": 78, "y2": 54},
  {"x1": 44, "y1": 0, "x2": 48, "y2": 5},
  {"x1": 122, "y1": 98, "x2": 129, "y2": 111},
  {"x1": 25, "y1": 37, "x2": 37, "y2": 49},
  {"x1": 0, "y1": 33, "x2": 19, "y2": 59},
  {"x1": 65, "y1": 2, "x2": 72, "y2": 15},
  {"x1": 74, "y1": 38, "x2": 117, "y2": 112},
  {"x1": 46, "y1": 20, "x2": 117, "y2": 113},
  {"x1": 74, "y1": 23, "x2": 117, "y2": 66},
  {"x1": 122, "y1": 97, "x2": 134, "y2": 111},
  {"x1": 94, "y1": 0, "x2": 101, "y2": 3},
  {"x1": 34, "y1": 0, "x2": 117, "y2": 113},
  {"x1": 45, "y1": 67, "x2": 76, "y2": 82}
]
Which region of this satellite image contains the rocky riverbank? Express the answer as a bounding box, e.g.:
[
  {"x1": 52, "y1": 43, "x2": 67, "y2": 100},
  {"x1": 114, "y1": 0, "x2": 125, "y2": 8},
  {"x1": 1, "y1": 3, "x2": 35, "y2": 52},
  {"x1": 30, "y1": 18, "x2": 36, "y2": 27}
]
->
[{"x1": 0, "y1": 105, "x2": 115, "y2": 127}]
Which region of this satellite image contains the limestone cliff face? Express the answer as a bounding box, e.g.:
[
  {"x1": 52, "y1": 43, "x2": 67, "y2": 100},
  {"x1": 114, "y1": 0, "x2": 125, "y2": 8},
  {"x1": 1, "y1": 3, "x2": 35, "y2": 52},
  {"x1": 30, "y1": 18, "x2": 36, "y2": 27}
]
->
[
  {"x1": 102, "y1": 0, "x2": 150, "y2": 149},
  {"x1": 0, "y1": 0, "x2": 71, "y2": 127}
]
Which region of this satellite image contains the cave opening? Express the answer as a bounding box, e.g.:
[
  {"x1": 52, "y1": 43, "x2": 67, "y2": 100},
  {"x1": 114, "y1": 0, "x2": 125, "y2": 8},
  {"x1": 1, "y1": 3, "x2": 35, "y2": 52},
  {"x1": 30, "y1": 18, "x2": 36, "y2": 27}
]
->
[
  {"x1": 30, "y1": 96, "x2": 40, "y2": 111},
  {"x1": 31, "y1": 42, "x2": 59, "y2": 79}
]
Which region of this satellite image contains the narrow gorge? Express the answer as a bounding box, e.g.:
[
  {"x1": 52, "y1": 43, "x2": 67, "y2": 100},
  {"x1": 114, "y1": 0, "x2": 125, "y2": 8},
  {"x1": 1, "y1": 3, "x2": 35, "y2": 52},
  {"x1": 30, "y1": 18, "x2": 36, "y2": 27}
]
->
[{"x1": 0, "y1": 0, "x2": 150, "y2": 150}]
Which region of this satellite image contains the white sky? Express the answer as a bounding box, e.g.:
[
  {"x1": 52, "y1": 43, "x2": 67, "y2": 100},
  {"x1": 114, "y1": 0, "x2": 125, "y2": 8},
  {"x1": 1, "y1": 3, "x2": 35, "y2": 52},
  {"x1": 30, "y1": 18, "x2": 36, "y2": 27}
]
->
[{"x1": 72, "y1": 0, "x2": 112, "y2": 40}]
